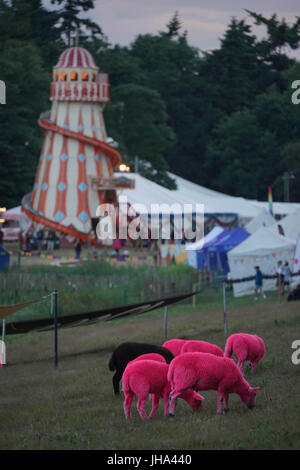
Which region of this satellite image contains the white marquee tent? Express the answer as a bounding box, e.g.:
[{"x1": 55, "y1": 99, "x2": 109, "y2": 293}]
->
[
  {"x1": 245, "y1": 210, "x2": 276, "y2": 234},
  {"x1": 228, "y1": 227, "x2": 296, "y2": 297},
  {"x1": 269, "y1": 211, "x2": 300, "y2": 243},
  {"x1": 168, "y1": 173, "x2": 262, "y2": 219},
  {"x1": 116, "y1": 172, "x2": 263, "y2": 221}
]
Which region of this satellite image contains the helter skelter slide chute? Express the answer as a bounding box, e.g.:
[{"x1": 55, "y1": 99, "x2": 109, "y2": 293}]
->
[{"x1": 22, "y1": 46, "x2": 132, "y2": 242}]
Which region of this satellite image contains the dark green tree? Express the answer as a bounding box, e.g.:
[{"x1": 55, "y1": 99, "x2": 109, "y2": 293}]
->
[
  {"x1": 0, "y1": 41, "x2": 50, "y2": 207},
  {"x1": 105, "y1": 83, "x2": 176, "y2": 186},
  {"x1": 161, "y1": 11, "x2": 182, "y2": 38},
  {"x1": 204, "y1": 109, "x2": 281, "y2": 199},
  {"x1": 51, "y1": 0, "x2": 102, "y2": 45}
]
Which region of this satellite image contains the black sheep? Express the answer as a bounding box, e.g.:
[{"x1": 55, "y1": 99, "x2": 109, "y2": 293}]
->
[{"x1": 108, "y1": 341, "x2": 174, "y2": 395}]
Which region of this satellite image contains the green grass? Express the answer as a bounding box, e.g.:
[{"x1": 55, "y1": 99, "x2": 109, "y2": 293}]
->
[
  {"x1": 1, "y1": 292, "x2": 299, "y2": 450},
  {"x1": 1, "y1": 262, "x2": 204, "y2": 322}
]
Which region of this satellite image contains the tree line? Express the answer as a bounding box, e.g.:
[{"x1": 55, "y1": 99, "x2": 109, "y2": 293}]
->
[{"x1": 0, "y1": 0, "x2": 300, "y2": 209}]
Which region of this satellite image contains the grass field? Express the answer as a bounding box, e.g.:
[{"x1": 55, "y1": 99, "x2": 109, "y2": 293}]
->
[{"x1": 1, "y1": 290, "x2": 300, "y2": 450}]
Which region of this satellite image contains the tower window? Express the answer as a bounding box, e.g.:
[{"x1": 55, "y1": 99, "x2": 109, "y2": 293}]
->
[
  {"x1": 82, "y1": 71, "x2": 89, "y2": 81},
  {"x1": 60, "y1": 71, "x2": 67, "y2": 81},
  {"x1": 70, "y1": 71, "x2": 78, "y2": 81}
]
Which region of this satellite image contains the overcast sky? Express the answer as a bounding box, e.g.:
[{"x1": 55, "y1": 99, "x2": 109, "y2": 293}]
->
[{"x1": 44, "y1": 0, "x2": 300, "y2": 55}]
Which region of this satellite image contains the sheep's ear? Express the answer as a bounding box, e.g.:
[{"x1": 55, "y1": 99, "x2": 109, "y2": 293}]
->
[
  {"x1": 251, "y1": 387, "x2": 260, "y2": 393},
  {"x1": 197, "y1": 394, "x2": 205, "y2": 401}
]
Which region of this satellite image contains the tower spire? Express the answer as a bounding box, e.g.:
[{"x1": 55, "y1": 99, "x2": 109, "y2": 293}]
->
[{"x1": 75, "y1": 28, "x2": 80, "y2": 47}]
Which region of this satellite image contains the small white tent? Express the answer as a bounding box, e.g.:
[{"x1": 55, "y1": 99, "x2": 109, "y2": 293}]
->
[
  {"x1": 245, "y1": 210, "x2": 275, "y2": 234},
  {"x1": 269, "y1": 211, "x2": 300, "y2": 243},
  {"x1": 228, "y1": 227, "x2": 295, "y2": 297}
]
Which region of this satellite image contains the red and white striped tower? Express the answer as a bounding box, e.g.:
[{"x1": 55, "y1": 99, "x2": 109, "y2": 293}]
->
[{"x1": 22, "y1": 46, "x2": 122, "y2": 240}]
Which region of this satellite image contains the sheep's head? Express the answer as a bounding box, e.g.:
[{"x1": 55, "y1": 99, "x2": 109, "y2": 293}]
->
[
  {"x1": 181, "y1": 390, "x2": 205, "y2": 411},
  {"x1": 241, "y1": 387, "x2": 260, "y2": 408}
]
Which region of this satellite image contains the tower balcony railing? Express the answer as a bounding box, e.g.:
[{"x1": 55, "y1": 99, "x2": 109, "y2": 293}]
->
[{"x1": 50, "y1": 79, "x2": 109, "y2": 103}]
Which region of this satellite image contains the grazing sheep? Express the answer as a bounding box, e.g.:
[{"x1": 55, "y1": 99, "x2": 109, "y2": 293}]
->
[
  {"x1": 108, "y1": 342, "x2": 174, "y2": 395},
  {"x1": 123, "y1": 360, "x2": 204, "y2": 420},
  {"x1": 168, "y1": 352, "x2": 260, "y2": 415},
  {"x1": 162, "y1": 339, "x2": 186, "y2": 356},
  {"x1": 224, "y1": 333, "x2": 266, "y2": 373},
  {"x1": 181, "y1": 340, "x2": 224, "y2": 357}
]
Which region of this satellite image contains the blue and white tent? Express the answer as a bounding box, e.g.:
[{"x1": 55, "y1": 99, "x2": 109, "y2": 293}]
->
[
  {"x1": 207, "y1": 227, "x2": 250, "y2": 273},
  {"x1": 185, "y1": 227, "x2": 231, "y2": 270}
]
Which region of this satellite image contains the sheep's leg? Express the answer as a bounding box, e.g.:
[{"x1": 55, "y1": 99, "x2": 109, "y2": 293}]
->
[
  {"x1": 168, "y1": 391, "x2": 182, "y2": 416},
  {"x1": 124, "y1": 391, "x2": 135, "y2": 420},
  {"x1": 137, "y1": 396, "x2": 148, "y2": 420},
  {"x1": 237, "y1": 359, "x2": 245, "y2": 374},
  {"x1": 217, "y1": 389, "x2": 225, "y2": 414},
  {"x1": 251, "y1": 358, "x2": 260, "y2": 373},
  {"x1": 163, "y1": 390, "x2": 171, "y2": 417},
  {"x1": 149, "y1": 395, "x2": 160, "y2": 418},
  {"x1": 113, "y1": 371, "x2": 121, "y2": 395},
  {"x1": 224, "y1": 392, "x2": 229, "y2": 413}
]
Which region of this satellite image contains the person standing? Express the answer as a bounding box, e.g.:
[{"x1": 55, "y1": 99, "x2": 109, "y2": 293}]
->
[
  {"x1": 75, "y1": 238, "x2": 82, "y2": 260},
  {"x1": 254, "y1": 266, "x2": 266, "y2": 300},
  {"x1": 113, "y1": 237, "x2": 121, "y2": 254},
  {"x1": 151, "y1": 240, "x2": 160, "y2": 266},
  {"x1": 282, "y1": 261, "x2": 292, "y2": 294}
]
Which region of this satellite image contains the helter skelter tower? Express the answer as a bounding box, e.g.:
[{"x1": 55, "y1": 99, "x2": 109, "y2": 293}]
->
[{"x1": 22, "y1": 46, "x2": 125, "y2": 241}]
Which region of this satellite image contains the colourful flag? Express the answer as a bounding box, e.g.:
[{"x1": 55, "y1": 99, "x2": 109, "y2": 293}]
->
[{"x1": 268, "y1": 186, "x2": 273, "y2": 216}]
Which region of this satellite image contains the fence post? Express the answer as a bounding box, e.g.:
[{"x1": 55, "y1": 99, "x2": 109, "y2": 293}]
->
[
  {"x1": 192, "y1": 283, "x2": 196, "y2": 307},
  {"x1": 163, "y1": 306, "x2": 168, "y2": 342},
  {"x1": 223, "y1": 281, "x2": 227, "y2": 336},
  {"x1": 53, "y1": 289, "x2": 58, "y2": 368},
  {"x1": 1, "y1": 319, "x2": 6, "y2": 364}
]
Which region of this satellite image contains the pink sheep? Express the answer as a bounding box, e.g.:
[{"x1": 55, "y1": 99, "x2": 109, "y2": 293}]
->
[
  {"x1": 162, "y1": 339, "x2": 186, "y2": 356},
  {"x1": 168, "y1": 352, "x2": 260, "y2": 415},
  {"x1": 181, "y1": 340, "x2": 224, "y2": 357},
  {"x1": 121, "y1": 353, "x2": 166, "y2": 396},
  {"x1": 130, "y1": 353, "x2": 167, "y2": 364},
  {"x1": 224, "y1": 333, "x2": 266, "y2": 373},
  {"x1": 122, "y1": 359, "x2": 204, "y2": 420}
]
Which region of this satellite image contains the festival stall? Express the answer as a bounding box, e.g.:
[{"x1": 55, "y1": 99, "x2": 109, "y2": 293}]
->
[
  {"x1": 1, "y1": 206, "x2": 21, "y2": 241},
  {"x1": 227, "y1": 227, "x2": 296, "y2": 297}
]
